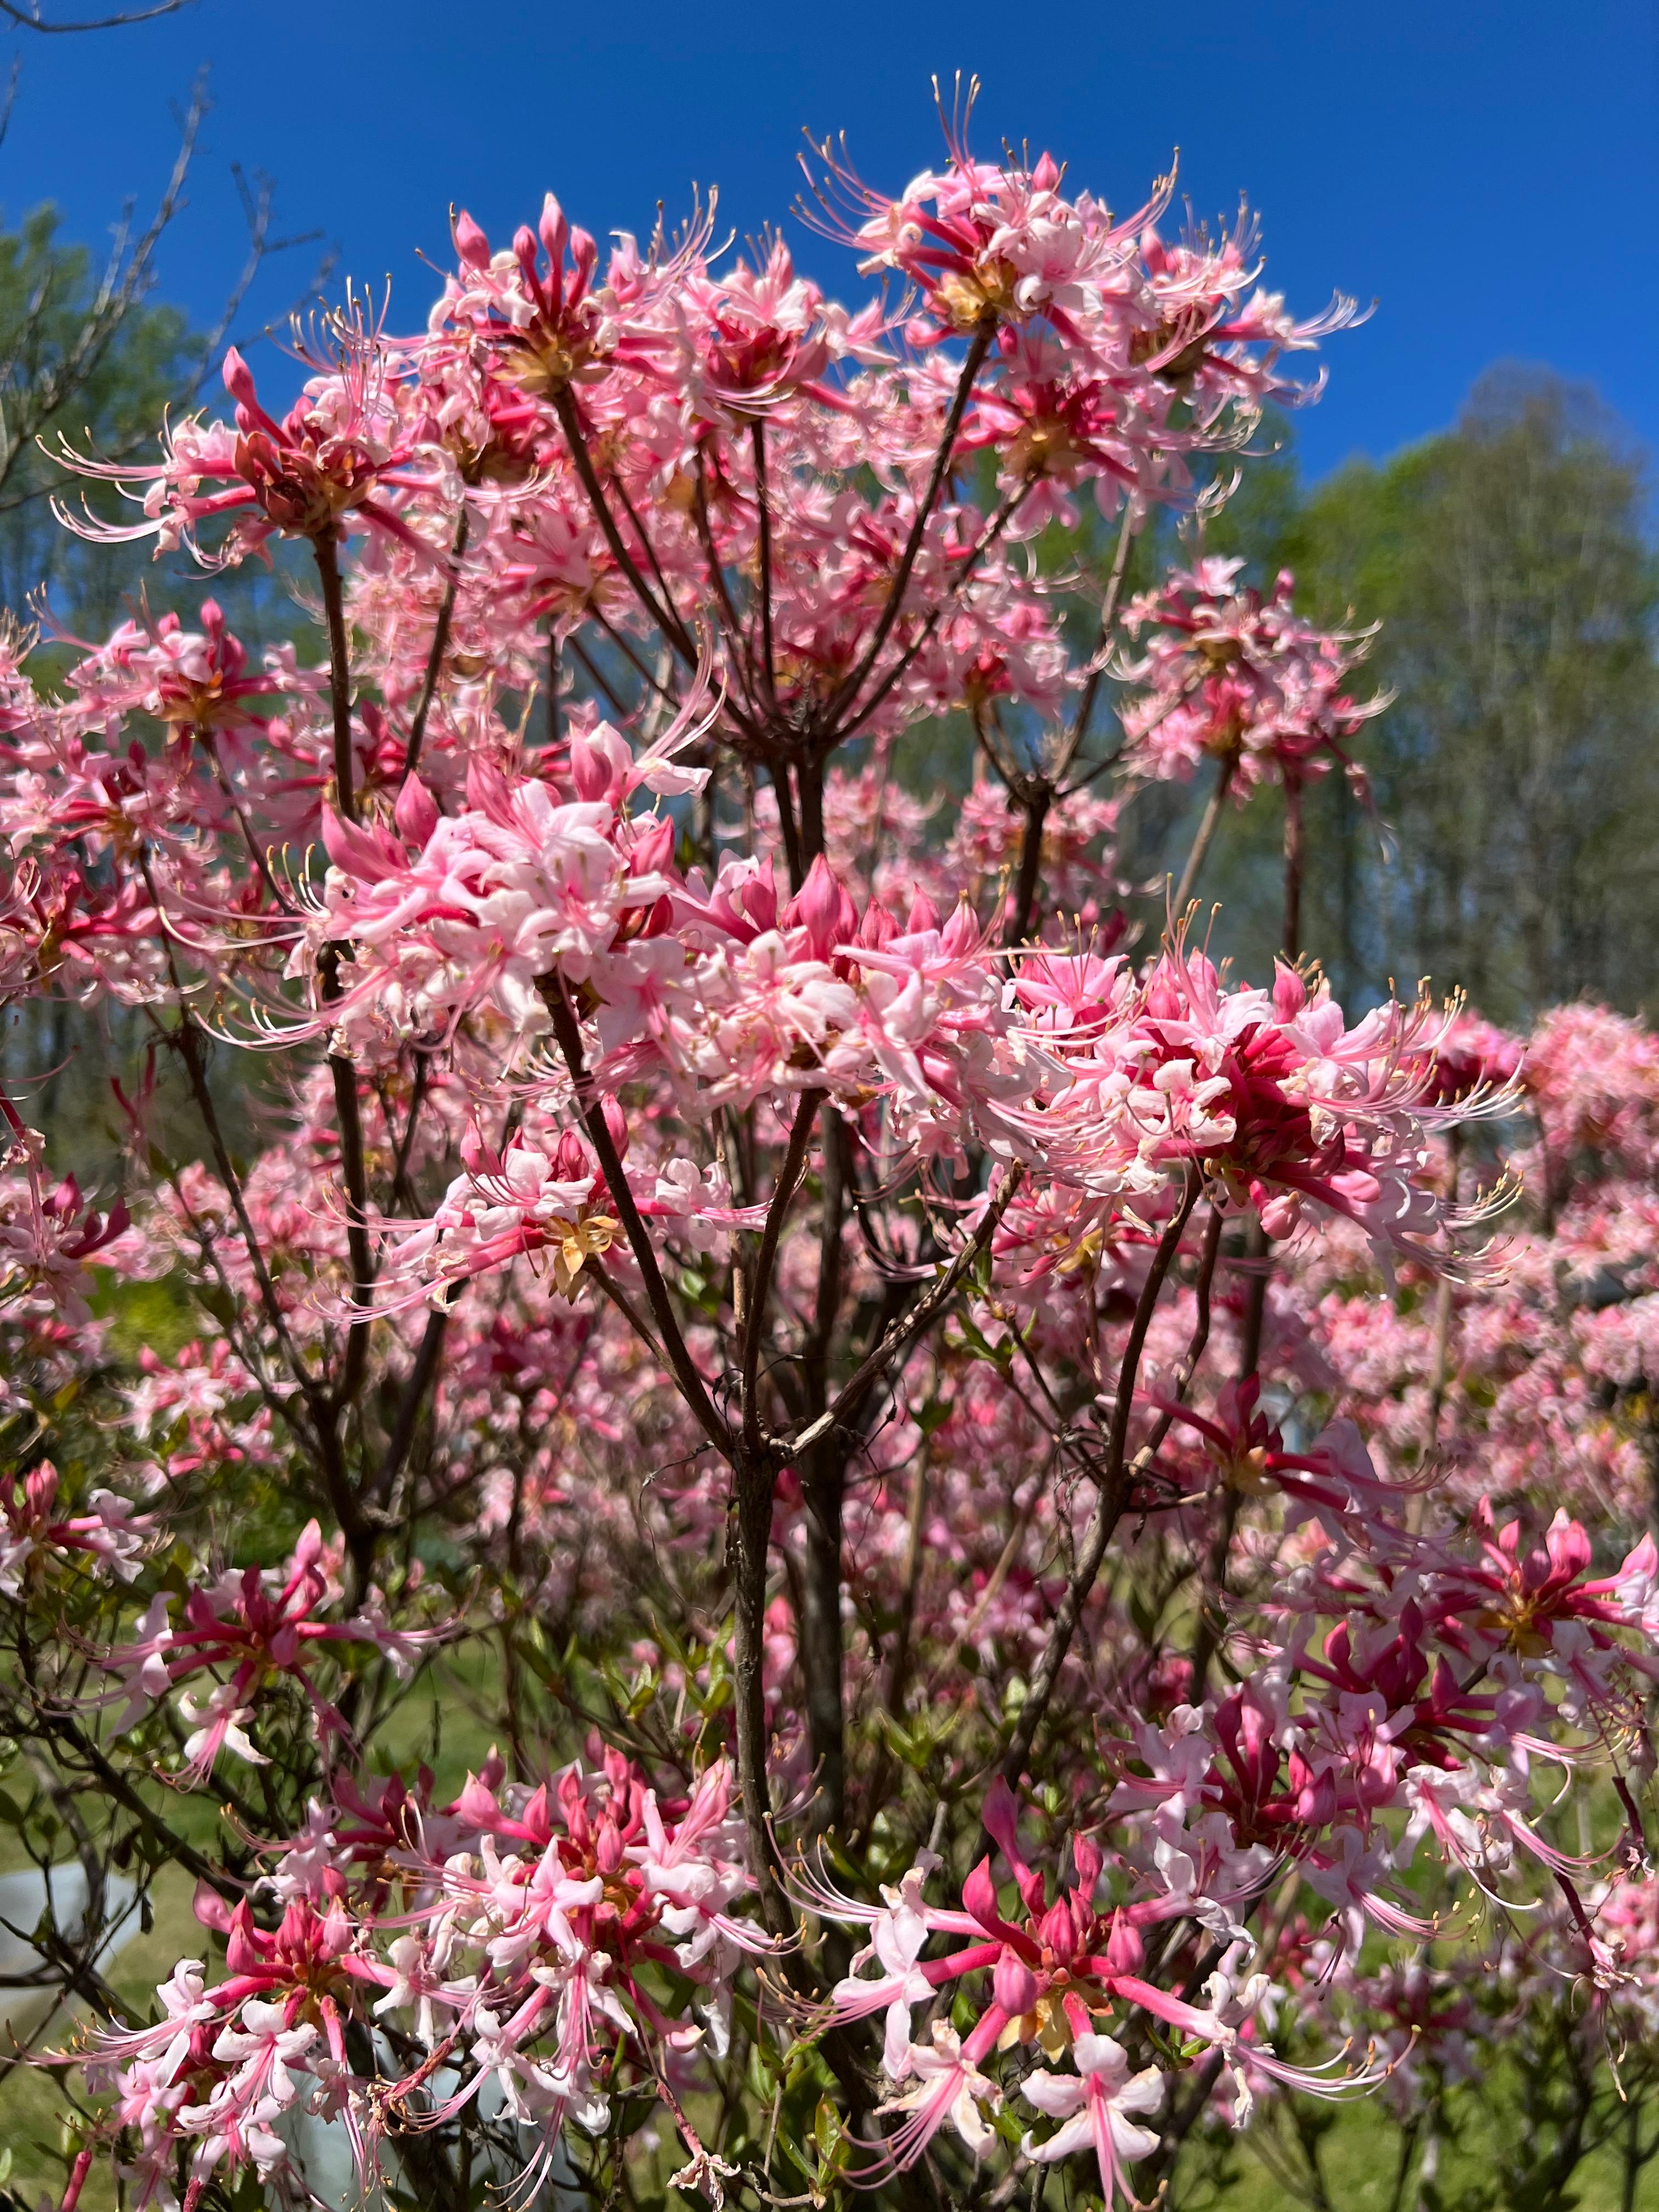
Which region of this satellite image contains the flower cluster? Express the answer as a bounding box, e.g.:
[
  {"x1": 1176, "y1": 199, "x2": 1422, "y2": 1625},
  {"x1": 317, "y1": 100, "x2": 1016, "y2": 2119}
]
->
[
  {"x1": 1117, "y1": 557, "x2": 1385, "y2": 801},
  {"x1": 81, "y1": 1753, "x2": 762, "y2": 2210}
]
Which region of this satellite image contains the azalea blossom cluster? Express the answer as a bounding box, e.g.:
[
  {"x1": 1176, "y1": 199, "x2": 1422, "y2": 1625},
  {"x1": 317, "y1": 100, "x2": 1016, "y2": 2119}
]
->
[
  {"x1": 0, "y1": 99, "x2": 1653, "y2": 2212},
  {"x1": 1116, "y1": 555, "x2": 1384, "y2": 800},
  {"x1": 78, "y1": 1753, "x2": 760, "y2": 2211}
]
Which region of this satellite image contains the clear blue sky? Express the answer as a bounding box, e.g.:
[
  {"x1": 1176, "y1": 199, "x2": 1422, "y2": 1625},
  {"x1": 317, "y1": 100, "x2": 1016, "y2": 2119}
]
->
[{"x1": 5, "y1": 0, "x2": 1655, "y2": 480}]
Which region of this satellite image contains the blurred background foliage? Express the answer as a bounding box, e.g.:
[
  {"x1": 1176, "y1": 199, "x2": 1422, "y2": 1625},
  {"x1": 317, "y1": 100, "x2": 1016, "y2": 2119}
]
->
[{"x1": 1132, "y1": 369, "x2": 1659, "y2": 1020}]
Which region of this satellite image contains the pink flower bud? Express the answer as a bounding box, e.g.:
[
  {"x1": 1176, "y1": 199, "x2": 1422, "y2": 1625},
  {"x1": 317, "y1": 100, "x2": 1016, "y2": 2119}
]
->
[
  {"x1": 962, "y1": 1857, "x2": 1005, "y2": 1934},
  {"x1": 629, "y1": 816, "x2": 676, "y2": 876},
  {"x1": 784, "y1": 853, "x2": 856, "y2": 961},
  {"x1": 454, "y1": 1771, "x2": 501, "y2": 1827},
  {"x1": 740, "y1": 867, "x2": 778, "y2": 934},
  {"x1": 517, "y1": 1784, "x2": 552, "y2": 1844},
  {"x1": 539, "y1": 193, "x2": 569, "y2": 269},
  {"x1": 453, "y1": 210, "x2": 492, "y2": 268},
  {"x1": 1038, "y1": 1899, "x2": 1079, "y2": 1964},
  {"x1": 393, "y1": 774, "x2": 439, "y2": 847},
  {"x1": 221, "y1": 346, "x2": 258, "y2": 413},
  {"x1": 193, "y1": 1878, "x2": 236, "y2": 1934},
  {"x1": 992, "y1": 1949, "x2": 1040, "y2": 2016},
  {"x1": 859, "y1": 900, "x2": 898, "y2": 949},
  {"x1": 1071, "y1": 1831, "x2": 1104, "y2": 1897},
  {"x1": 569, "y1": 228, "x2": 599, "y2": 292},
  {"x1": 225, "y1": 1902, "x2": 261, "y2": 1975},
  {"x1": 941, "y1": 896, "x2": 980, "y2": 959},
  {"x1": 1104, "y1": 1912, "x2": 1144, "y2": 1974},
  {"x1": 571, "y1": 735, "x2": 614, "y2": 802},
  {"x1": 1272, "y1": 960, "x2": 1307, "y2": 1021}
]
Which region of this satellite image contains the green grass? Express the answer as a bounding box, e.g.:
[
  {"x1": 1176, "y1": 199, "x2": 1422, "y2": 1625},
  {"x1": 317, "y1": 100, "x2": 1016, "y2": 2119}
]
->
[
  {"x1": 0, "y1": 1863, "x2": 201, "y2": 2212},
  {"x1": 1170, "y1": 2079, "x2": 1659, "y2": 2211},
  {"x1": 87, "y1": 1269, "x2": 200, "y2": 1367}
]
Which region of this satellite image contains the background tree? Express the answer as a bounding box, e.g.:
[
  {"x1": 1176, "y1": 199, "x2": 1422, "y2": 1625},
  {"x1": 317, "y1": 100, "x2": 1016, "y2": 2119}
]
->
[{"x1": 1125, "y1": 368, "x2": 1659, "y2": 1022}]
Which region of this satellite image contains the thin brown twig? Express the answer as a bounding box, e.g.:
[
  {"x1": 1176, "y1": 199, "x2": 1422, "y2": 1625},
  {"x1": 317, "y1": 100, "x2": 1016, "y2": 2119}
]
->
[
  {"x1": 199, "y1": 726, "x2": 298, "y2": 916},
  {"x1": 567, "y1": 633, "x2": 630, "y2": 719},
  {"x1": 0, "y1": 0, "x2": 180, "y2": 28},
  {"x1": 751, "y1": 418, "x2": 778, "y2": 708},
  {"x1": 691, "y1": 451, "x2": 764, "y2": 721},
  {"x1": 539, "y1": 973, "x2": 727, "y2": 1449},
  {"x1": 1172, "y1": 752, "x2": 1234, "y2": 912},
  {"x1": 1054, "y1": 499, "x2": 1139, "y2": 786},
  {"x1": 789, "y1": 1165, "x2": 1025, "y2": 1456},
  {"x1": 402, "y1": 506, "x2": 470, "y2": 785},
  {"x1": 551, "y1": 384, "x2": 697, "y2": 666},
  {"x1": 312, "y1": 530, "x2": 357, "y2": 824},
  {"x1": 137, "y1": 852, "x2": 314, "y2": 1403},
  {"x1": 834, "y1": 480, "x2": 1031, "y2": 749},
  {"x1": 818, "y1": 320, "x2": 993, "y2": 737},
  {"x1": 375, "y1": 1306, "x2": 449, "y2": 1507},
  {"x1": 998, "y1": 1167, "x2": 1203, "y2": 1788},
  {"x1": 740, "y1": 1090, "x2": 825, "y2": 1454}
]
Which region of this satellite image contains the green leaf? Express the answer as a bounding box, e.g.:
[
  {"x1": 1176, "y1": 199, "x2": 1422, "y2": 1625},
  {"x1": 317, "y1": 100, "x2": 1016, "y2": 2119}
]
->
[{"x1": 812, "y1": 2096, "x2": 842, "y2": 2162}]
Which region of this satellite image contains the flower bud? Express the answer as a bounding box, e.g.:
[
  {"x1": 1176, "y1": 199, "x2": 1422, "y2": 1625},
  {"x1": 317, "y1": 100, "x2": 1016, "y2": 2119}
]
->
[
  {"x1": 992, "y1": 1949, "x2": 1040, "y2": 2016},
  {"x1": 453, "y1": 210, "x2": 492, "y2": 269},
  {"x1": 394, "y1": 773, "x2": 440, "y2": 847},
  {"x1": 784, "y1": 853, "x2": 856, "y2": 962}
]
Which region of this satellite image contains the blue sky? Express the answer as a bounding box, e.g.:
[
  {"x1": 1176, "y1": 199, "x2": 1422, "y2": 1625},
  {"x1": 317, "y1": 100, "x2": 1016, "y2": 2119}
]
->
[{"x1": 5, "y1": 0, "x2": 1654, "y2": 480}]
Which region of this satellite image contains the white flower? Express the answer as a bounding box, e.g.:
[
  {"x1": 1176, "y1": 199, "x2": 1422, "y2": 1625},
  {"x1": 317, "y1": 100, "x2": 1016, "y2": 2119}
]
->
[{"x1": 1020, "y1": 2033, "x2": 1163, "y2": 2200}]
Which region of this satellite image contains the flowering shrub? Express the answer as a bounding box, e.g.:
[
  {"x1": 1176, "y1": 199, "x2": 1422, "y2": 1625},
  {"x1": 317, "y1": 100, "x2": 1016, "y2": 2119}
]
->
[{"x1": 0, "y1": 90, "x2": 1655, "y2": 2212}]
